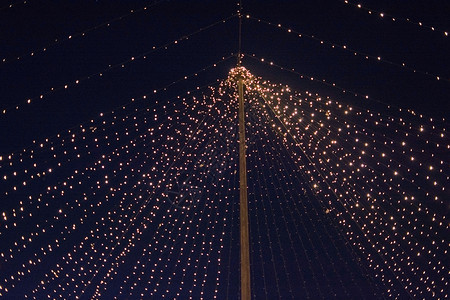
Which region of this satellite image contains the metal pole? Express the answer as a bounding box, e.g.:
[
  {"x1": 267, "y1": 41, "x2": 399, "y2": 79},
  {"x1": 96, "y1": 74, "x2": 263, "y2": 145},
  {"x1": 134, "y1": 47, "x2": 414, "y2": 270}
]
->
[{"x1": 238, "y1": 74, "x2": 251, "y2": 300}]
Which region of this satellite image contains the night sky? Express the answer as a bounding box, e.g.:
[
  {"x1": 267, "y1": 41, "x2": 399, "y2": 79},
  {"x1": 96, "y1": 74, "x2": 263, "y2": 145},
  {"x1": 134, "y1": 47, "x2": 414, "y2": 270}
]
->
[
  {"x1": 0, "y1": 0, "x2": 449, "y2": 151},
  {"x1": 0, "y1": 0, "x2": 449, "y2": 299}
]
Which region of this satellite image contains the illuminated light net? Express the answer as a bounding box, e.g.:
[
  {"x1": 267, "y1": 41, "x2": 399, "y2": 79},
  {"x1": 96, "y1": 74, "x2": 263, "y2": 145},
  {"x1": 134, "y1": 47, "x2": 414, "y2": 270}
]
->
[{"x1": 0, "y1": 67, "x2": 448, "y2": 299}]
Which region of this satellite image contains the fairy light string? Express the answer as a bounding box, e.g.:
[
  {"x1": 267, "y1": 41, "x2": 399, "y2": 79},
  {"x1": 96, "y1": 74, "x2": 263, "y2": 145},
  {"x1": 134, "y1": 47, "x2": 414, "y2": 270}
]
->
[
  {"x1": 247, "y1": 15, "x2": 448, "y2": 82},
  {"x1": 341, "y1": 0, "x2": 449, "y2": 38},
  {"x1": 0, "y1": 0, "x2": 168, "y2": 65},
  {"x1": 0, "y1": 14, "x2": 237, "y2": 116}
]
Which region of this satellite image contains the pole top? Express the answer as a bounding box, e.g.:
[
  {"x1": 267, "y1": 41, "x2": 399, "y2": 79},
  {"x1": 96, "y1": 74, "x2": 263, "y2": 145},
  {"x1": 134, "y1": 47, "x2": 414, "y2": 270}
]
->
[{"x1": 237, "y1": 0, "x2": 243, "y2": 66}]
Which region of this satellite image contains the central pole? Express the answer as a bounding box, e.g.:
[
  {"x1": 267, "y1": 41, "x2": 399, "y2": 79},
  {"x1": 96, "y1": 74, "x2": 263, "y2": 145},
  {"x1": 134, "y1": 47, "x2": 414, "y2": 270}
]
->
[
  {"x1": 238, "y1": 73, "x2": 251, "y2": 300},
  {"x1": 236, "y1": 1, "x2": 250, "y2": 298}
]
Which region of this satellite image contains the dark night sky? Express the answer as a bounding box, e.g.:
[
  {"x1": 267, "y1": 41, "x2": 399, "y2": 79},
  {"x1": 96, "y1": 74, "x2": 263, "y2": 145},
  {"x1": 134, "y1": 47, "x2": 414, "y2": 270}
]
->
[
  {"x1": 0, "y1": 1, "x2": 449, "y2": 299},
  {"x1": 0, "y1": 0, "x2": 449, "y2": 153}
]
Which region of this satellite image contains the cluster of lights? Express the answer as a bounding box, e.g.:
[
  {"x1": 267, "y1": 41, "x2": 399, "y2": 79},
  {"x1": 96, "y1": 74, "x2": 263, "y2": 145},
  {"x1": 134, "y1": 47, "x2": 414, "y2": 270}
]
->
[
  {"x1": 248, "y1": 16, "x2": 447, "y2": 82},
  {"x1": 2, "y1": 2, "x2": 446, "y2": 298},
  {"x1": 245, "y1": 53, "x2": 371, "y2": 100},
  {"x1": 237, "y1": 68, "x2": 448, "y2": 298},
  {"x1": 245, "y1": 95, "x2": 371, "y2": 298},
  {"x1": 0, "y1": 67, "x2": 447, "y2": 298},
  {"x1": 0, "y1": 68, "x2": 218, "y2": 289},
  {"x1": 0, "y1": 85, "x2": 211, "y2": 295},
  {"x1": 0, "y1": 73, "x2": 245, "y2": 298},
  {"x1": 0, "y1": 54, "x2": 232, "y2": 223},
  {"x1": 245, "y1": 53, "x2": 447, "y2": 123},
  {"x1": 342, "y1": 0, "x2": 449, "y2": 37}
]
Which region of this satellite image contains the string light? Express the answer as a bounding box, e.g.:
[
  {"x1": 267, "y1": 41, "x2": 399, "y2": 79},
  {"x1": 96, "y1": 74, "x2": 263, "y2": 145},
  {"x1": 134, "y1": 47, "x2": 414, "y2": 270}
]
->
[
  {"x1": 0, "y1": 0, "x2": 166, "y2": 65},
  {"x1": 247, "y1": 16, "x2": 448, "y2": 82},
  {"x1": 342, "y1": 0, "x2": 449, "y2": 38},
  {"x1": 0, "y1": 14, "x2": 237, "y2": 116}
]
